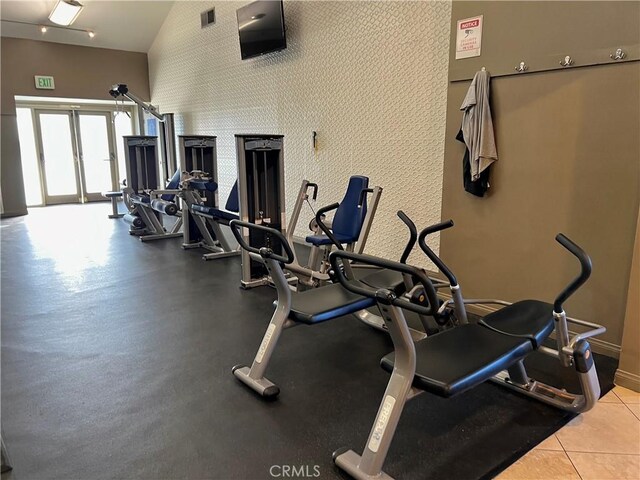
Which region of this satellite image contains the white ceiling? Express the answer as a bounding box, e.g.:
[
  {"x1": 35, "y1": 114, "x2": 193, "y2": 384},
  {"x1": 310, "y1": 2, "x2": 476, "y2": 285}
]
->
[{"x1": 0, "y1": 0, "x2": 174, "y2": 53}]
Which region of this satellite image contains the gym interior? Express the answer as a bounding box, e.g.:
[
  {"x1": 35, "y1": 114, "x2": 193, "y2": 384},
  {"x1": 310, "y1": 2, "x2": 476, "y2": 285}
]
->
[{"x1": 1, "y1": 1, "x2": 639, "y2": 479}]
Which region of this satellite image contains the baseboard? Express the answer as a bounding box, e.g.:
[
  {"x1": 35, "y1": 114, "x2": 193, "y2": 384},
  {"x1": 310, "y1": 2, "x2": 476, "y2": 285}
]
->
[
  {"x1": 0, "y1": 210, "x2": 28, "y2": 219},
  {"x1": 614, "y1": 369, "x2": 640, "y2": 392}
]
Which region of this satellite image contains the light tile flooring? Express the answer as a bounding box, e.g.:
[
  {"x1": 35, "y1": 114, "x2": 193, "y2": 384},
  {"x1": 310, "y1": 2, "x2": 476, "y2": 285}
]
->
[{"x1": 497, "y1": 386, "x2": 640, "y2": 479}]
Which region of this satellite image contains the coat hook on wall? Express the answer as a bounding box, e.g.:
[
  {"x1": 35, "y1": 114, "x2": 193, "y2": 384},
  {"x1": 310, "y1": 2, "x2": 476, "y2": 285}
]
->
[
  {"x1": 515, "y1": 61, "x2": 528, "y2": 73},
  {"x1": 610, "y1": 48, "x2": 626, "y2": 61},
  {"x1": 560, "y1": 55, "x2": 574, "y2": 67}
]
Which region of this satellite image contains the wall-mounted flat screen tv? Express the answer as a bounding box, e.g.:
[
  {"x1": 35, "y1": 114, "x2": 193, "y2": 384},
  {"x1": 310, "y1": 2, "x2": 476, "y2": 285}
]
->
[{"x1": 237, "y1": 0, "x2": 286, "y2": 60}]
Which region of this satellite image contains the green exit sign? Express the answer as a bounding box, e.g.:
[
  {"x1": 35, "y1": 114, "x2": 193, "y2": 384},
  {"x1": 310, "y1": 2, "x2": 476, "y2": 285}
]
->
[{"x1": 35, "y1": 75, "x2": 55, "y2": 90}]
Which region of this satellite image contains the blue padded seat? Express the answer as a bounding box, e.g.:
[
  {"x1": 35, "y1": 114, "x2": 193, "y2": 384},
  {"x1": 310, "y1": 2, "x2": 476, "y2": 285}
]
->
[
  {"x1": 188, "y1": 179, "x2": 218, "y2": 192},
  {"x1": 306, "y1": 232, "x2": 362, "y2": 246},
  {"x1": 131, "y1": 194, "x2": 150, "y2": 204},
  {"x1": 160, "y1": 169, "x2": 181, "y2": 201},
  {"x1": 284, "y1": 283, "x2": 376, "y2": 325},
  {"x1": 190, "y1": 180, "x2": 240, "y2": 222},
  {"x1": 191, "y1": 205, "x2": 239, "y2": 222},
  {"x1": 381, "y1": 324, "x2": 533, "y2": 398},
  {"x1": 225, "y1": 180, "x2": 240, "y2": 213},
  {"x1": 305, "y1": 175, "x2": 369, "y2": 246},
  {"x1": 481, "y1": 300, "x2": 555, "y2": 349}
]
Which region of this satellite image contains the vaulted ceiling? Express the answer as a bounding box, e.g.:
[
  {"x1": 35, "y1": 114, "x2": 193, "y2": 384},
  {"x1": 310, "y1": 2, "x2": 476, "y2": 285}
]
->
[{"x1": 0, "y1": 1, "x2": 174, "y2": 52}]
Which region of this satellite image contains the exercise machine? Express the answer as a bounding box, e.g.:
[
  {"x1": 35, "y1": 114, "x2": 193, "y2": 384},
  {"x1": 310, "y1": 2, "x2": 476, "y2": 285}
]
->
[
  {"x1": 228, "y1": 213, "x2": 434, "y2": 398},
  {"x1": 285, "y1": 176, "x2": 383, "y2": 288},
  {"x1": 329, "y1": 222, "x2": 605, "y2": 480},
  {"x1": 179, "y1": 135, "x2": 241, "y2": 260},
  {"x1": 235, "y1": 134, "x2": 287, "y2": 289},
  {"x1": 109, "y1": 84, "x2": 177, "y2": 185},
  {"x1": 121, "y1": 136, "x2": 183, "y2": 241}
]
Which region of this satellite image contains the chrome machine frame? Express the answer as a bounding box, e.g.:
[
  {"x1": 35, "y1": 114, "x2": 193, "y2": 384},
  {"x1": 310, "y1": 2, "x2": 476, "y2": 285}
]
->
[
  {"x1": 109, "y1": 84, "x2": 177, "y2": 185},
  {"x1": 179, "y1": 135, "x2": 241, "y2": 260},
  {"x1": 235, "y1": 134, "x2": 286, "y2": 289},
  {"x1": 285, "y1": 179, "x2": 383, "y2": 288}
]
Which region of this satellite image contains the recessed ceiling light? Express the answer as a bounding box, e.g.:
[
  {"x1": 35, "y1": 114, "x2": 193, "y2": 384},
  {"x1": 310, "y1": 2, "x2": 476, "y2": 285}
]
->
[
  {"x1": 49, "y1": 0, "x2": 84, "y2": 26},
  {"x1": 87, "y1": 31, "x2": 95, "y2": 38},
  {"x1": 40, "y1": 26, "x2": 48, "y2": 33}
]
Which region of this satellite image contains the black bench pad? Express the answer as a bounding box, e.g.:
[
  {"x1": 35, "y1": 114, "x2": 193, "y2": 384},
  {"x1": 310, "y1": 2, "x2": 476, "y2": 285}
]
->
[
  {"x1": 191, "y1": 205, "x2": 239, "y2": 222},
  {"x1": 482, "y1": 300, "x2": 555, "y2": 349},
  {"x1": 360, "y1": 269, "x2": 406, "y2": 295},
  {"x1": 289, "y1": 283, "x2": 375, "y2": 325},
  {"x1": 381, "y1": 324, "x2": 533, "y2": 398}
]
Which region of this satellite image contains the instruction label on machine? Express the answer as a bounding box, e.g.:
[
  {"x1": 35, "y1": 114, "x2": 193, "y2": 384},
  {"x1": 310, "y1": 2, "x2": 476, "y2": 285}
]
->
[
  {"x1": 368, "y1": 395, "x2": 396, "y2": 453},
  {"x1": 455, "y1": 15, "x2": 483, "y2": 59}
]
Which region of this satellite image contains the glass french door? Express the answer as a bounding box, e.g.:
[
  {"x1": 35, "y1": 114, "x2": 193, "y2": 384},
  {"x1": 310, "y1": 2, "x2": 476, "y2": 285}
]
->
[
  {"x1": 76, "y1": 111, "x2": 117, "y2": 201},
  {"x1": 35, "y1": 110, "x2": 81, "y2": 205},
  {"x1": 34, "y1": 109, "x2": 119, "y2": 204}
]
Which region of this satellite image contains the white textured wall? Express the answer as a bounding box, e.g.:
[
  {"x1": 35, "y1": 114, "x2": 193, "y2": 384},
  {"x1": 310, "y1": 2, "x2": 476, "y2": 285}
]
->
[{"x1": 148, "y1": 0, "x2": 451, "y2": 264}]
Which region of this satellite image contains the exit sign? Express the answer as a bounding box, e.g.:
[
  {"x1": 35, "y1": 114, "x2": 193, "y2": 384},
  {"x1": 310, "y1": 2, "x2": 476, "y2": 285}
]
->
[{"x1": 35, "y1": 75, "x2": 55, "y2": 90}]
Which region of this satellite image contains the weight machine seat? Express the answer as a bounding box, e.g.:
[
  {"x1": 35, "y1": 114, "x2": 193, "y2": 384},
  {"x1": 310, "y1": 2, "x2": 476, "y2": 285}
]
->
[
  {"x1": 287, "y1": 283, "x2": 376, "y2": 325},
  {"x1": 360, "y1": 269, "x2": 406, "y2": 296},
  {"x1": 225, "y1": 180, "x2": 240, "y2": 213},
  {"x1": 481, "y1": 300, "x2": 555, "y2": 349},
  {"x1": 304, "y1": 175, "x2": 369, "y2": 247},
  {"x1": 160, "y1": 169, "x2": 182, "y2": 201},
  {"x1": 188, "y1": 179, "x2": 218, "y2": 192},
  {"x1": 131, "y1": 194, "x2": 151, "y2": 204},
  {"x1": 381, "y1": 324, "x2": 533, "y2": 398},
  {"x1": 305, "y1": 232, "x2": 362, "y2": 246},
  {"x1": 191, "y1": 205, "x2": 239, "y2": 222}
]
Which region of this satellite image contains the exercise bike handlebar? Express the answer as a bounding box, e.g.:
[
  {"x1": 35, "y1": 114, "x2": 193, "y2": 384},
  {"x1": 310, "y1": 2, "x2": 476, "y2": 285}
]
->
[
  {"x1": 329, "y1": 250, "x2": 440, "y2": 317},
  {"x1": 417, "y1": 220, "x2": 458, "y2": 287},
  {"x1": 553, "y1": 233, "x2": 592, "y2": 313},
  {"x1": 397, "y1": 210, "x2": 417, "y2": 264},
  {"x1": 229, "y1": 220, "x2": 295, "y2": 265}
]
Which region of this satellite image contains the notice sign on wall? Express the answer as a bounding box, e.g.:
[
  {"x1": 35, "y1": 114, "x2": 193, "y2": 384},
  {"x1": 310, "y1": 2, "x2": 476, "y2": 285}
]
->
[
  {"x1": 455, "y1": 15, "x2": 483, "y2": 59},
  {"x1": 34, "y1": 75, "x2": 55, "y2": 90}
]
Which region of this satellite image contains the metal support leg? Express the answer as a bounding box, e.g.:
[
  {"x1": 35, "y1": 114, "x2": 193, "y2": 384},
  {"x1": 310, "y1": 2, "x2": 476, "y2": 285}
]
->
[
  {"x1": 232, "y1": 258, "x2": 293, "y2": 398},
  {"x1": 108, "y1": 196, "x2": 124, "y2": 219},
  {"x1": 334, "y1": 304, "x2": 417, "y2": 480}
]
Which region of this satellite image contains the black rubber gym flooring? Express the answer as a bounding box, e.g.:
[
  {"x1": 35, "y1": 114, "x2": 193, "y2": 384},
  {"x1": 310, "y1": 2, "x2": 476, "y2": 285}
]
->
[{"x1": 1, "y1": 204, "x2": 617, "y2": 480}]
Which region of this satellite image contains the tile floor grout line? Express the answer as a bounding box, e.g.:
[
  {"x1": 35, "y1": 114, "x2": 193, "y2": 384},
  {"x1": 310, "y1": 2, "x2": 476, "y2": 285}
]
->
[
  {"x1": 563, "y1": 451, "x2": 640, "y2": 457},
  {"x1": 562, "y1": 449, "x2": 584, "y2": 480}
]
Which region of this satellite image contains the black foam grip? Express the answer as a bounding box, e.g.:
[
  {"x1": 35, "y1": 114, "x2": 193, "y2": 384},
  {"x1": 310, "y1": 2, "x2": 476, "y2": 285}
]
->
[
  {"x1": 229, "y1": 220, "x2": 294, "y2": 264},
  {"x1": 315, "y1": 203, "x2": 344, "y2": 251},
  {"x1": 358, "y1": 188, "x2": 373, "y2": 207},
  {"x1": 573, "y1": 340, "x2": 594, "y2": 374},
  {"x1": 307, "y1": 182, "x2": 318, "y2": 201},
  {"x1": 417, "y1": 220, "x2": 457, "y2": 286},
  {"x1": 554, "y1": 234, "x2": 592, "y2": 313},
  {"x1": 397, "y1": 210, "x2": 417, "y2": 264},
  {"x1": 329, "y1": 250, "x2": 440, "y2": 317}
]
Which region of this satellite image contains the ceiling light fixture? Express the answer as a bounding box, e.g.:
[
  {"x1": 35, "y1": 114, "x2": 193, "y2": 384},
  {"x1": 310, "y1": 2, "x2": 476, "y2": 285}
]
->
[
  {"x1": 49, "y1": 0, "x2": 84, "y2": 26},
  {"x1": 40, "y1": 26, "x2": 48, "y2": 33},
  {"x1": 87, "y1": 31, "x2": 95, "y2": 38}
]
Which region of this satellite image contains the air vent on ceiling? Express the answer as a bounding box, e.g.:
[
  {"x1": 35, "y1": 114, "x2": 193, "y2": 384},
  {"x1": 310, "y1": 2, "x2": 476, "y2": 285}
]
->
[{"x1": 201, "y1": 8, "x2": 215, "y2": 28}]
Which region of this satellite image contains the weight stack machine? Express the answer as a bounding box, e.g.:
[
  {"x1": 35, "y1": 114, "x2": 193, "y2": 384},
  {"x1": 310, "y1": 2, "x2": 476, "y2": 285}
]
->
[
  {"x1": 122, "y1": 136, "x2": 159, "y2": 233},
  {"x1": 236, "y1": 134, "x2": 286, "y2": 288},
  {"x1": 179, "y1": 135, "x2": 218, "y2": 247}
]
